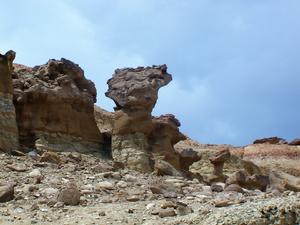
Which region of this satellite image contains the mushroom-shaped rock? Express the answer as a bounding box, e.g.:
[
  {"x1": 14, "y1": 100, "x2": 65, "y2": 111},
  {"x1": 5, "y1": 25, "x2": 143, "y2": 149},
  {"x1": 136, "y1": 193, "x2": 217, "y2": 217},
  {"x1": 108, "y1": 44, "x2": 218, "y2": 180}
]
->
[
  {"x1": 208, "y1": 149, "x2": 231, "y2": 183},
  {"x1": 0, "y1": 50, "x2": 19, "y2": 151},
  {"x1": 106, "y1": 65, "x2": 171, "y2": 111},
  {"x1": 106, "y1": 65, "x2": 174, "y2": 172}
]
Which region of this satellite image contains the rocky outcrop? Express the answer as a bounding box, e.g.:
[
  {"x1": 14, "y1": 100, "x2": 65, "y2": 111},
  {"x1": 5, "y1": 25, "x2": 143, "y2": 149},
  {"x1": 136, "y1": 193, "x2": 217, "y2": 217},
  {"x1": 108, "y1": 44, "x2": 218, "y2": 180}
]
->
[
  {"x1": 253, "y1": 136, "x2": 287, "y2": 144},
  {"x1": 149, "y1": 114, "x2": 186, "y2": 171},
  {"x1": 242, "y1": 144, "x2": 300, "y2": 177},
  {"x1": 106, "y1": 65, "x2": 181, "y2": 172},
  {"x1": 94, "y1": 105, "x2": 114, "y2": 135},
  {"x1": 226, "y1": 170, "x2": 269, "y2": 191},
  {"x1": 289, "y1": 138, "x2": 300, "y2": 146},
  {"x1": 12, "y1": 59, "x2": 103, "y2": 153},
  {"x1": 0, "y1": 50, "x2": 19, "y2": 152}
]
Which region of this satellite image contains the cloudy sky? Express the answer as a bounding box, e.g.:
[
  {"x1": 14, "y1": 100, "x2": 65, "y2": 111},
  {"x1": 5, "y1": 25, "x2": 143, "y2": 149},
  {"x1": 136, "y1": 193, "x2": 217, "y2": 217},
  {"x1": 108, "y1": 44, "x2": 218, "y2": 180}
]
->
[{"x1": 1, "y1": 0, "x2": 299, "y2": 146}]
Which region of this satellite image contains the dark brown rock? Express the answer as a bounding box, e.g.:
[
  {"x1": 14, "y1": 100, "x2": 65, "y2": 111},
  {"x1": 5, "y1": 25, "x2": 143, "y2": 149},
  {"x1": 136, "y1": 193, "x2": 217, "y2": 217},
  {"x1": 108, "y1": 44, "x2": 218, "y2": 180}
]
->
[
  {"x1": 253, "y1": 137, "x2": 287, "y2": 145},
  {"x1": 0, "y1": 183, "x2": 14, "y2": 203},
  {"x1": 289, "y1": 138, "x2": 300, "y2": 146},
  {"x1": 211, "y1": 184, "x2": 224, "y2": 192}
]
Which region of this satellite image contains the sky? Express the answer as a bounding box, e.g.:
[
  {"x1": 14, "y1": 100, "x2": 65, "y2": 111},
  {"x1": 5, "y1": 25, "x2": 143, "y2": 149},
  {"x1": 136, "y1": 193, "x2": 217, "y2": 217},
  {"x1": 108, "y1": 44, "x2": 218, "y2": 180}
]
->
[{"x1": 1, "y1": 0, "x2": 300, "y2": 146}]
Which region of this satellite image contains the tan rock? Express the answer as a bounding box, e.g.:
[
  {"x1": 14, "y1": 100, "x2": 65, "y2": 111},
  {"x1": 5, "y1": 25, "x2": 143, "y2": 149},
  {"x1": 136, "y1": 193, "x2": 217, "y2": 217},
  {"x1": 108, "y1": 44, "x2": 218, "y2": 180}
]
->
[
  {"x1": 40, "y1": 151, "x2": 62, "y2": 164},
  {"x1": 159, "y1": 208, "x2": 176, "y2": 218},
  {"x1": 106, "y1": 66, "x2": 189, "y2": 174},
  {"x1": 56, "y1": 183, "x2": 81, "y2": 206}
]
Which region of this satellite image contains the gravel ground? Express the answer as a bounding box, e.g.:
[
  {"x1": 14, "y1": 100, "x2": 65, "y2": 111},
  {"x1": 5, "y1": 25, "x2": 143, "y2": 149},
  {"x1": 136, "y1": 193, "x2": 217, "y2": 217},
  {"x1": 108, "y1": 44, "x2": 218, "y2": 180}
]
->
[{"x1": 0, "y1": 151, "x2": 299, "y2": 225}]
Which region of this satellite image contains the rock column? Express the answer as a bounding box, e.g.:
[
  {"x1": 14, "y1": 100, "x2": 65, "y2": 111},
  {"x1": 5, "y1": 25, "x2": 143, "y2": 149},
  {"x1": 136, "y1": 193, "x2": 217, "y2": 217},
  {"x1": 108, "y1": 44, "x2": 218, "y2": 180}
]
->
[
  {"x1": 0, "y1": 50, "x2": 19, "y2": 151},
  {"x1": 106, "y1": 65, "x2": 172, "y2": 172}
]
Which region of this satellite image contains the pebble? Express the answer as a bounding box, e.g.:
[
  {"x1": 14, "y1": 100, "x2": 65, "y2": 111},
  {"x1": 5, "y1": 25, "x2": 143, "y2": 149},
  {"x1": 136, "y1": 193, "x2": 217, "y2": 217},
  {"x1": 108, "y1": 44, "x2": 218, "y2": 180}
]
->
[
  {"x1": 211, "y1": 184, "x2": 224, "y2": 192},
  {"x1": 177, "y1": 204, "x2": 193, "y2": 216},
  {"x1": 124, "y1": 174, "x2": 138, "y2": 182},
  {"x1": 28, "y1": 169, "x2": 42, "y2": 177},
  {"x1": 126, "y1": 195, "x2": 140, "y2": 202},
  {"x1": 99, "y1": 211, "x2": 106, "y2": 216},
  {"x1": 146, "y1": 202, "x2": 156, "y2": 210},
  {"x1": 116, "y1": 181, "x2": 127, "y2": 188},
  {"x1": 95, "y1": 181, "x2": 114, "y2": 190}
]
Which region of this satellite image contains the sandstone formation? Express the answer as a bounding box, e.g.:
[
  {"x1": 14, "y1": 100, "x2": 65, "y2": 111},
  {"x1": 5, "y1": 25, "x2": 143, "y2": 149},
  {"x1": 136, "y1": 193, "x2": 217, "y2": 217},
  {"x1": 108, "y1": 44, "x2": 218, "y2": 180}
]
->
[
  {"x1": 12, "y1": 58, "x2": 103, "y2": 153},
  {"x1": 242, "y1": 143, "x2": 300, "y2": 176},
  {"x1": 106, "y1": 65, "x2": 184, "y2": 172},
  {"x1": 149, "y1": 114, "x2": 187, "y2": 171},
  {"x1": 0, "y1": 50, "x2": 19, "y2": 152},
  {"x1": 208, "y1": 149, "x2": 230, "y2": 183}
]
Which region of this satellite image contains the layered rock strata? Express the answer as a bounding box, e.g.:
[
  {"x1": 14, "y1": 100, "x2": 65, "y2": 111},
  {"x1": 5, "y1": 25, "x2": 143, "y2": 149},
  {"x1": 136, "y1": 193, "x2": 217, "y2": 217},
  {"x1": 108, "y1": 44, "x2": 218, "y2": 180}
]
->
[
  {"x1": 0, "y1": 50, "x2": 19, "y2": 151},
  {"x1": 12, "y1": 58, "x2": 103, "y2": 153},
  {"x1": 106, "y1": 65, "x2": 182, "y2": 172}
]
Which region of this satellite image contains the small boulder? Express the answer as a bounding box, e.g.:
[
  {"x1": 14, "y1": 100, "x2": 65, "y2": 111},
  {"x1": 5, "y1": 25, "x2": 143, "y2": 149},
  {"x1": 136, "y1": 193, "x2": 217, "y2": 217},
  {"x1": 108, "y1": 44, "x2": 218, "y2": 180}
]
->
[
  {"x1": 224, "y1": 184, "x2": 244, "y2": 193},
  {"x1": 40, "y1": 151, "x2": 62, "y2": 164},
  {"x1": 95, "y1": 181, "x2": 114, "y2": 191},
  {"x1": 159, "y1": 208, "x2": 177, "y2": 218},
  {"x1": 0, "y1": 184, "x2": 15, "y2": 203},
  {"x1": 56, "y1": 183, "x2": 81, "y2": 206}
]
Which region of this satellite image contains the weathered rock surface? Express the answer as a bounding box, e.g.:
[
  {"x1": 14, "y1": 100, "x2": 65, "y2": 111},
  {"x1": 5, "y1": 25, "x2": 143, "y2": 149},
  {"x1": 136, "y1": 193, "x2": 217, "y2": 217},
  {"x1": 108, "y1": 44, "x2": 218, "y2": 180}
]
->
[
  {"x1": 0, "y1": 50, "x2": 19, "y2": 152},
  {"x1": 150, "y1": 114, "x2": 186, "y2": 171},
  {"x1": 207, "y1": 149, "x2": 231, "y2": 183},
  {"x1": 242, "y1": 143, "x2": 300, "y2": 176},
  {"x1": 106, "y1": 65, "x2": 183, "y2": 172},
  {"x1": 12, "y1": 59, "x2": 103, "y2": 153},
  {"x1": 94, "y1": 105, "x2": 114, "y2": 135}
]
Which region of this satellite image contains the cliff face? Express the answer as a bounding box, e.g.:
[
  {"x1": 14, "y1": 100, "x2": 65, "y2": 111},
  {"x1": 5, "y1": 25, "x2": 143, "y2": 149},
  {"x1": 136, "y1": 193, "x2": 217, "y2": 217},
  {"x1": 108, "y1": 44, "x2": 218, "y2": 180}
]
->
[
  {"x1": 0, "y1": 51, "x2": 19, "y2": 151},
  {"x1": 12, "y1": 58, "x2": 103, "y2": 153}
]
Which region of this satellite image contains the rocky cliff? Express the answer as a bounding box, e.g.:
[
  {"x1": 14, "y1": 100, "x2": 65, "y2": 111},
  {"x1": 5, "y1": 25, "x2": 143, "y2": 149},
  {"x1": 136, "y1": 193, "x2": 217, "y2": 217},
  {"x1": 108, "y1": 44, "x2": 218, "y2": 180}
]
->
[
  {"x1": 0, "y1": 50, "x2": 19, "y2": 152},
  {"x1": 12, "y1": 58, "x2": 103, "y2": 153}
]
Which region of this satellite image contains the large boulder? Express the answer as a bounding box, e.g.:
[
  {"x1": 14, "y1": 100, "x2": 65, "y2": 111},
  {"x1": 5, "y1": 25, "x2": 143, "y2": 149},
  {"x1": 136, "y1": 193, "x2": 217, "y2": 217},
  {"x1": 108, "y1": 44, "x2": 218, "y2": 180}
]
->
[
  {"x1": 0, "y1": 50, "x2": 19, "y2": 152},
  {"x1": 106, "y1": 65, "x2": 181, "y2": 172},
  {"x1": 12, "y1": 59, "x2": 103, "y2": 153}
]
